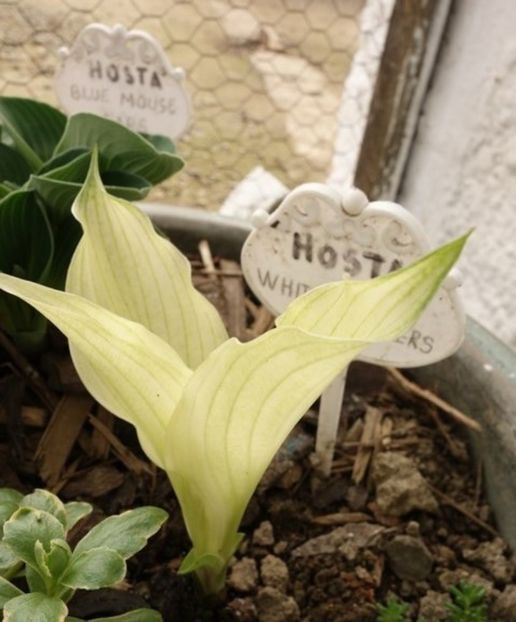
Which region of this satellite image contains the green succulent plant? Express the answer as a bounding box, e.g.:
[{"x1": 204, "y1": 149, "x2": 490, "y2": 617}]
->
[
  {"x1": 0, "y1": 96, "x2": 183, "y2": 351},
  {"x1": 0, "y1": 487, "x2": 167, "y2": 622}
]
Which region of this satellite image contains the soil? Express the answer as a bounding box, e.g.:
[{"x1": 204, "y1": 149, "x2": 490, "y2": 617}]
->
[{"x1": 0, "y1": 250, "x2": 515, "y2": 622}]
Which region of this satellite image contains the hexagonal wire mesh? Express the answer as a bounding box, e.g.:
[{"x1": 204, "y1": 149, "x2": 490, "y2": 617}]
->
[{"x1": 0, "y1": 0, "x2": 392, "y2": 210}]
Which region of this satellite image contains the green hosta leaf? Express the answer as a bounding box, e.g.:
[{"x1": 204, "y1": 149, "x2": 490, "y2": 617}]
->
[
  {"x1": 74, "y1": 507, "x2": 167, "y2": 560},
  {"x1": 64, "y1": 502, "x2": 93, "y2": 532},
  {"x1": 0, "y1": 97, "x2": 67, "y2": 171},
  {"x1": 0, "y1": 575, "x2": 23, "y2": 607},
  {"x1": 21, "y1": 490, "x2": 67, "y2": 529},
  {"x1": 100, "y1": 171, "x2": 151, "y2": 200},
  {"x1": 2, "y1": 508, "x2": 65, "y2": 571},
  {"x1": 60, "y1": 548, "x2": 125, "y2": 590},
  {"x1": 67, "y1": 610, "x2": 162, "y2": 622},
  {"x1": 0, "y1": 489, "x2": 23, "y2": 535},
  {"x1": 0, "y1": 190, "x2": 53, "y2": 349},
  {"x1": 29, "y1": 155, "x2": 151, "y2": 224},
  {"x1": 42, "y1": 217, "x2": 82, "y2": 290},
  {"x1": 66, "y1": 153, "x2": 227, "y2": 369},
  {"x1": 0, "y1": 274, "x2": 192, "y2": 467},
  {"x1": 166, "y1": 235, "x2": 469, "y2": 590},
  {"x1": 0, "y1": 183, "x2": 12, "y2": 200},
  {"x1": 37, "y1": 147, "x2": 88, "y2": 176},
  {"x1": 3, "y1": 592, "x2": 68, "y2": 622},
  {"x1": 0, "y1": 190, "x2": 53, "y2": 282},
  {"x1": 54, "y1": 113, "x2": 183, "y2": 185},
  {"x1": 0, "y1": 143, "x2": 32, "y2": 184}
]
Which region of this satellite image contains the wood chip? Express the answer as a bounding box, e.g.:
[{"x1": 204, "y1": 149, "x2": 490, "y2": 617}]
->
[
  {"x1": 311, "y1": 511, "x2": 371, "y2": 526},
  {"x1": 387, "y1": 368, "x2": 481, "y2": 431},
  {"x1": 89, "y1": 407, "x2": 114, "y2": 460},
  {"x1": 249, "y1": 305, "x2": 274, "y2": 337},
  {"x1": 35, "y1": 394, "x2": 93, "y2": 488},
  {"x1": 352, "y1": 407, "x2": 383, "y2": 484},
  {"x1": 428, "y1": 483, "x2": 499, "y2": 537},
  {"x1": 0, "y1": 405, "x2": 47, "y2": 428},
  {"x1": 60, "y1": 464, "x2": 124, "y2": 499},
  {"x1": 220, "y1": 259, "x2": 247, "y2": 341},
  {"x1": 88, "y1": 414, "x2": 153, "y2": 476}
]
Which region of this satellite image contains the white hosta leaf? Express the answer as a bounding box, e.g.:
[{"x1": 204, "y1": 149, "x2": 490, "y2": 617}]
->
[
  {"x1": 166, "y1": 234, "x2": 468, "y2": 588},
  {"x1": 276, "y1": 234, "x2": 470, "y2": 340},
  {"x1": 0, "y1": 274, "x2": 192, "y2": 467},
  {"x1": 67, "y1": 152, "x2": 227, "y2": 369},
  {"x1": 167, "y1": 328, "x2": 366, "y2": 590}
]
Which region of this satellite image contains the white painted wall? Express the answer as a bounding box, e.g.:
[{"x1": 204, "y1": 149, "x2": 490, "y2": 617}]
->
[{"x1": 399, "y1": 0, "x2": 516, "y2": 348}]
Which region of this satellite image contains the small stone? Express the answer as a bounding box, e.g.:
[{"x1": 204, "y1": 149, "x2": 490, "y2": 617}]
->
[
  {"x1": 463, "y1": 538, "x2": 513, "y2": 582},
  {"x1": 273, "y1": 541, "x2": 288, "y2": 555},
  {"x1": 385, "y1": 535, "x2": 433, "y2": 581},
  {"x1": 260, "y1": 555, "x2": 289, "y2": 592},
  {"x1": 406, "y1": 521, "x2": 421, "y2": 537},
  {"x1": 372, "y1": 452, "x2": 439, "y2": 517},
  {"x1": 491, "y1": 586, "x2": 516, "y2": 621},
  {"x1": 418, "y1": 590, "x2": 451, "y2": 621},
  {"x1": 253, "y1": 521, "x2": 275, "y2": 547},
  {"x1": 255, "y1": 587, "x2": 300, "y2": 622},
  {"x1": 438, "y1": 569, "x2": 494, "y2": 596},
  {"x1": 228, "y1": 597, "x2": 258, "y2": 622},
  {"x1": 291, "y1": 523, "x2": 384, "y2": 559},
  {"x1": 228, "y1": 558, "x2": 259, "y2": 593}
]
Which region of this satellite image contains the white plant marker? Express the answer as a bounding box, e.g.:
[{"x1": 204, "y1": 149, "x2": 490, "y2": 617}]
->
[
  {"x1": 55, "y1": 23, "x2": 191, "y2": 140},
  {"x1": 241, "y1": 184, "x2": 465, "y2": 476}
]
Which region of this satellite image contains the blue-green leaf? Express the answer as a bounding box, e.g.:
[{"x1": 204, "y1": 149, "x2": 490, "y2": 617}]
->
[
  {"x1": 74, "y1": 507, "x2": 167, "y2": 560},
  {"x1": 0, "y1": 97, "x2": 66, "y2": 171},
  {"x1": 3, "y1": 592, "x2": 68, "y2": 622},
  {"x1": 63, "y1": 502, "x2": 93, "y2": 532},
  {"x1": 59, "y1": 548, "x2": 125, "y2": 590},
  {"x1": 0, "y1": 575, "x2": 23, "y2": 607},
  {"x1": 54, "y1": 113, "x2": 183, "y2": 185},
  {"x1": 2, "y1": 508, "x2": 65, "y2": 571}
]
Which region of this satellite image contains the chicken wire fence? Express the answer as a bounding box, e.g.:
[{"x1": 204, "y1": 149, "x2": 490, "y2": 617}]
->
[{"x1": 0, "y1": 0, "x2": 395, "y2": 210}]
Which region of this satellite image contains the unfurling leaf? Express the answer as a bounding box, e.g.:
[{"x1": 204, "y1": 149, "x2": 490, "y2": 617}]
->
[{"x1": 67, "y1": 151, "x2": 228, "y2": 369}]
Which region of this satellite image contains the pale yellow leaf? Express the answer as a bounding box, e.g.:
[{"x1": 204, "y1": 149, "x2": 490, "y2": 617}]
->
[
  {"x1": 0, "y1": 274, "x2": 191, "y2": 467},
  {"x1": 67, "y1": 153, "x2": 228, "y2": 369}
]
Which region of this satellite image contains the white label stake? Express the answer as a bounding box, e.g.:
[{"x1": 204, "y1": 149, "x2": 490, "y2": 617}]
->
[
  {"x1": 55, "y1": 23, "x2": 191, "y2": 139},
  {"x1": 241, "y1": 184, "x2": 465, "y2": 476}
]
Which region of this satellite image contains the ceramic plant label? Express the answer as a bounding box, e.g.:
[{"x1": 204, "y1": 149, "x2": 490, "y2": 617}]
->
[
  {"x1": 241, "y1": 184, "x2": 464, "y2": 367},
  {"x1": 241, "y1": 184, "x2": 465, "y2": 475},
  {"x1": 55, "y1": 23, "x2": 191, "y2": 139}
]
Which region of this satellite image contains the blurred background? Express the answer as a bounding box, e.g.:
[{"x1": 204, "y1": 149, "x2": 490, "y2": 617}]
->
[{"x1": 1, "y1": 0, "x2": 515, "y2": 348}]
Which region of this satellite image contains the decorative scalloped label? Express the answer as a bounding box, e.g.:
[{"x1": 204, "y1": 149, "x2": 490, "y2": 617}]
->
[
  {"x1": 241, "y1": 184, "x2": 465, "y2": 368},
  {"x1": 55, "y1": 23, "x2": 191, "y2": 139}
]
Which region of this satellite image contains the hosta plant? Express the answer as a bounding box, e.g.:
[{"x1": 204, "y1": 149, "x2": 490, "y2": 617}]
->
[
  {"x1": 0, "y1": 96, "x2": 183, "y2": 351},
  {"x1": 0, "y1": 154, "x2": 469, "y2": 594},
  {"x1": 0, "y1": 487, "x2": 167, "y2": 621}
]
